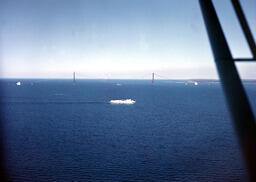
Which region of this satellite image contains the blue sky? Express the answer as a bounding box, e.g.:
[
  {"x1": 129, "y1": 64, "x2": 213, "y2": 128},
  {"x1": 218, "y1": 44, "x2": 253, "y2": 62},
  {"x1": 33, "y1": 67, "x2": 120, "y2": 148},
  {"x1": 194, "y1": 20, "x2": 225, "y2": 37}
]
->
[{"x1": 0, "y1": 0, "x2": 255, "y2": 79}]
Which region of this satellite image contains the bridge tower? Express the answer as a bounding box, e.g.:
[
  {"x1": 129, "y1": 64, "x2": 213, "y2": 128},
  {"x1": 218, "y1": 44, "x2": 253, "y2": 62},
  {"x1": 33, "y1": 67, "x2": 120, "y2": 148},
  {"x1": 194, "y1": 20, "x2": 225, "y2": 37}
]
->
[
  {"x1": 152, "y1": 73, "x2": 155, "y2": 85},
  {"x1": 73, "y1": 72, "x2": 76, "y2": 85}
]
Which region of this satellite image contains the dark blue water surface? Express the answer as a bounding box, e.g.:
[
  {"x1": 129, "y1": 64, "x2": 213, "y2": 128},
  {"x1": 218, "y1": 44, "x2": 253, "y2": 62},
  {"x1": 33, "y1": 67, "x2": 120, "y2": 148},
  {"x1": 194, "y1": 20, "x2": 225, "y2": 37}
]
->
[{"x1": 1, "y1": 79, "x2": 255, "y2": 181}]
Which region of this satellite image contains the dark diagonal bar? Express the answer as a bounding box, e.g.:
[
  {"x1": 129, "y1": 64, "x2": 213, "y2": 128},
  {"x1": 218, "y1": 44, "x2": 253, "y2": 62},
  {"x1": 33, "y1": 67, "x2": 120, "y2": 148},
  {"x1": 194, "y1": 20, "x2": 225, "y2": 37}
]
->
[
  {"x1": 199, "y1": 0, "x2": 256, "y2": 181},
  {"x1": 231, "y1": 0, "x2": 256, "y2": 58}
]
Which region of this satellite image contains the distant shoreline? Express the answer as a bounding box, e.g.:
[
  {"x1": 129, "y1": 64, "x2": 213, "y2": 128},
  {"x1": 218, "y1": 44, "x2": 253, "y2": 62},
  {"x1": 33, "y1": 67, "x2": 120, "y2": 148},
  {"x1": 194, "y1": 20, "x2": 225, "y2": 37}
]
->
[{"x1": 1, "y1": 78, "x2": 256, "y2": 83}]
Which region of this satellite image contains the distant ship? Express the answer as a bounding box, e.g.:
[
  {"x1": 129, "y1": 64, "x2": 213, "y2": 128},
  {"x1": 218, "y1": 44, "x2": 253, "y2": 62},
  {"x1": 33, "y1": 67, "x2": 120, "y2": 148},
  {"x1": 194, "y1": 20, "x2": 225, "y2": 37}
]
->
[{"x1": 109, "y1": 99, "x2": 135, "y2": 104}]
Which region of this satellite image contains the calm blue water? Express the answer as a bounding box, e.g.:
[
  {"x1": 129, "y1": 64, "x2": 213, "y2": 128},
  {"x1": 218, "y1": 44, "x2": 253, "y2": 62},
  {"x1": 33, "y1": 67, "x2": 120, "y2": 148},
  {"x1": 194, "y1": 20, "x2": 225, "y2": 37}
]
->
[{"x1": 1, "y1": 79, "x2": 255, "y2": 181}]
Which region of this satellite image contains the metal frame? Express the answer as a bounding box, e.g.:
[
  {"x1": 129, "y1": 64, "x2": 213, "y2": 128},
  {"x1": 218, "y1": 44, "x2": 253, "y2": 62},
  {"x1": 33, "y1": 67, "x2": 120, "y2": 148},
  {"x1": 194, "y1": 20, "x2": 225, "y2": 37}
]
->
[
  {"x1": 231, "y1": 0, "x2": 256, "y2": 59},
  {"x1": 199, "y1": 0, "x2": 256, "y2": 181}
]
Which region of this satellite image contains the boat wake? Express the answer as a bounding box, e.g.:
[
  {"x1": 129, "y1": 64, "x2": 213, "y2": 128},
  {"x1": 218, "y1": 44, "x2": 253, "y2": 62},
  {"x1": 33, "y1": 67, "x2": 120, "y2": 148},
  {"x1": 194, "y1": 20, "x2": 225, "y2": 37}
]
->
[{"x1": 109, "y1": 99, "x2": 136, "y2": 104}]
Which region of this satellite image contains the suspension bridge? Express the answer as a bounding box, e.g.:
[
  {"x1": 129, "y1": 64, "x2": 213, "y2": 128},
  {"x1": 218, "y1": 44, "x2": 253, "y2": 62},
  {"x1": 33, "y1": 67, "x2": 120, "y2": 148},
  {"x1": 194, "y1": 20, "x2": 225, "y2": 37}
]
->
[{"x1": 72, "y1": 72, "x2": 171, "y2": 85}]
